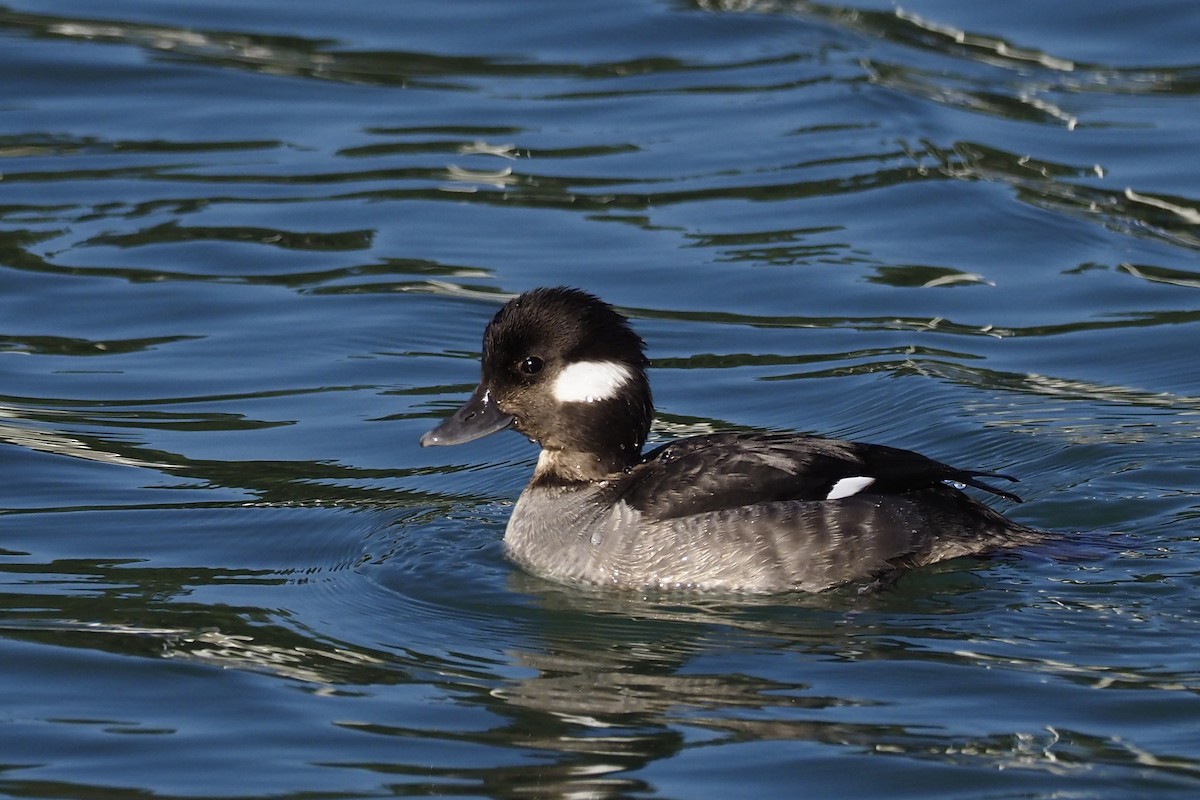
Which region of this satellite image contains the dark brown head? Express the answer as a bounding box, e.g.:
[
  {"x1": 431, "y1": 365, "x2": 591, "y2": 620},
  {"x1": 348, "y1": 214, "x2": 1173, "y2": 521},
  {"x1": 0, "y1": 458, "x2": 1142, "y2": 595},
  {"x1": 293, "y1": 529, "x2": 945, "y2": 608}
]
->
[{"x1": 421, "y1": 287, "x2": 653, "y2": 480}]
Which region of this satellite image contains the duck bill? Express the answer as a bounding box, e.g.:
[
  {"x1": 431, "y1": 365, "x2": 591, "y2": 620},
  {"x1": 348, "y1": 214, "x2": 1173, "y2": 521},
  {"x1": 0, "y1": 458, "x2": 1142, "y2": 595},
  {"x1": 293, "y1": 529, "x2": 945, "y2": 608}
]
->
[{"x1": 420, "y1": 384, "x2": 513, "y2": 447}]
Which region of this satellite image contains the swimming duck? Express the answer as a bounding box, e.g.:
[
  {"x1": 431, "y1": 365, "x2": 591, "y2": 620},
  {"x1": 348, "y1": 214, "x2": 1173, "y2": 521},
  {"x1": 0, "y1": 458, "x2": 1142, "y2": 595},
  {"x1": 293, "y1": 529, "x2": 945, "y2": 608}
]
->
[{"x1": 421, "y1": 287, "x2": 1043, "y2": 593}]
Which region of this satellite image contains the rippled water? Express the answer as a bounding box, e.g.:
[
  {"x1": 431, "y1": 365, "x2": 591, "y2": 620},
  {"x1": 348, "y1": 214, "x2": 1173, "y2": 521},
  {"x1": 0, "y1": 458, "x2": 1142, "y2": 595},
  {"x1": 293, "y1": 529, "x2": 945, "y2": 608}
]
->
[{"x1": 3, "y1": 0, "x2": 1199, "y2": 797}]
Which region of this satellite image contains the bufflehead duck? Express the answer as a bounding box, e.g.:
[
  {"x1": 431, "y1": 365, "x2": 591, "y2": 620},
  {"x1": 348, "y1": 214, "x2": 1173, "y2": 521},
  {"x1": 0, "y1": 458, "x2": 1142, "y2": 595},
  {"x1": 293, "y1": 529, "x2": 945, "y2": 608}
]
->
[{"x1": 421, "y1": 287, "x2": 1043, "y2": 593}]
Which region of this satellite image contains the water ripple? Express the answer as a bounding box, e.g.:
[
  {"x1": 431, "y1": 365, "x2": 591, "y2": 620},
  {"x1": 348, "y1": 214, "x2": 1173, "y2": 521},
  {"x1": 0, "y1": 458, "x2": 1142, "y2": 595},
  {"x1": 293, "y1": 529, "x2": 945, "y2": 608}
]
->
[{"x1": 3, "y1": 0, "x2": 1199, "y2": 796}]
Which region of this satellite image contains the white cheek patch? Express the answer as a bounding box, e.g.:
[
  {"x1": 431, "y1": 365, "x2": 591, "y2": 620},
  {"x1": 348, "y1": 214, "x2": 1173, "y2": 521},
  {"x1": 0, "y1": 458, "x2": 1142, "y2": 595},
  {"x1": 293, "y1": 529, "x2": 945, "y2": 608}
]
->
[
  {"x1": 553, "y1": 360, "x2": 632, "y2": 403},
  {"x1": 826, "y1": 476, "x2": 876, "y2": 500}
]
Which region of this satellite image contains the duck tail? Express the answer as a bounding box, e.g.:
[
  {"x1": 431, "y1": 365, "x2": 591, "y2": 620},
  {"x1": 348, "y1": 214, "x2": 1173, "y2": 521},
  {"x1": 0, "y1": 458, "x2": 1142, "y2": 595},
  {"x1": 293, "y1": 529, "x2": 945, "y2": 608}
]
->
[{"x1": 955, "y1": 470, "x2": 1024, "y2": 504}]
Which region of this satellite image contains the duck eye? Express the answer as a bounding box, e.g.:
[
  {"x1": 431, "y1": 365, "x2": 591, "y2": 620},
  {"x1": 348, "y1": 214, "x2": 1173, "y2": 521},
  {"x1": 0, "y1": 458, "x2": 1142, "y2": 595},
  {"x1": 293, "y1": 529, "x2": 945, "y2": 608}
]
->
[{"x1": 519, "y1": 356, "x2": 544, "y2": 376}]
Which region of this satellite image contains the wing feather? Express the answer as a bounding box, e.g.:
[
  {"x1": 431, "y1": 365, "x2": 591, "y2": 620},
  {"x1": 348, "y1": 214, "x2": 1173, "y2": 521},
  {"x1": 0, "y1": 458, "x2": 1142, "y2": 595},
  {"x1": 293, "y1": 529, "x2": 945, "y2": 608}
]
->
[{"x1": 617, "y1": 432, "x2": 1021, "y2": 521}]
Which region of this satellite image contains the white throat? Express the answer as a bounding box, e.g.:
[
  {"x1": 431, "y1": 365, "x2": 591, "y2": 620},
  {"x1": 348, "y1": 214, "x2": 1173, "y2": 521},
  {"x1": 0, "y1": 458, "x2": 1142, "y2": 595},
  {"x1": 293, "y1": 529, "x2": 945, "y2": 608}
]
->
[{"x1": 553, "y1": 360, "x2": 632, "y2": 403}]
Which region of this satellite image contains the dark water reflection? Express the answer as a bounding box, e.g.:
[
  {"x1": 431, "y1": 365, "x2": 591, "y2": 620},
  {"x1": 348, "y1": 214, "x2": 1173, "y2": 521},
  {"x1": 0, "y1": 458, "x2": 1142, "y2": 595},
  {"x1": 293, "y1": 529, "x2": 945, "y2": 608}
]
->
[
  {"x1": 3, "y1": 0, "x2": 1200, "y2": 796},
  {"x1": 7, "y1": 527, "x2": 1197, "y2": 798}
]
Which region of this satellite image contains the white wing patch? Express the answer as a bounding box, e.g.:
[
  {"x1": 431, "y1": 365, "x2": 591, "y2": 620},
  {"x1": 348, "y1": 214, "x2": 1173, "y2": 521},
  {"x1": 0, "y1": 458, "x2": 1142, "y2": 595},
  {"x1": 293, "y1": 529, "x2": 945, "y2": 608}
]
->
[
  {"x1": 826, "y1": 476, "x2": 876, "y2": 500},
  {"x1": 553, "y1": 360, "x2": 632, "y2": 403}
]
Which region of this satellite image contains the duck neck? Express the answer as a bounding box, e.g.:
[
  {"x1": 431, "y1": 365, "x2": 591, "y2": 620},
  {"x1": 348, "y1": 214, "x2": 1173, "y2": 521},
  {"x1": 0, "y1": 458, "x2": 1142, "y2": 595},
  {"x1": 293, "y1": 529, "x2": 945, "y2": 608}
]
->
[
  {"x1": 529, "y1": 378, "x2": 652, "y2": 485},
  {"x1": 531, "y1": 448, "x2": 630, "y2": 485}
]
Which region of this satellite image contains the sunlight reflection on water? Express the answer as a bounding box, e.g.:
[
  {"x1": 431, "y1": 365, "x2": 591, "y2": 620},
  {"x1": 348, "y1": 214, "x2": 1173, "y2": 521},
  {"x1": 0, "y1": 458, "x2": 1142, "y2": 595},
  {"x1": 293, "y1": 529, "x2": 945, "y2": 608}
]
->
[{"x1": 2, "y1": 0, "x2": 1199, "y2": 796}]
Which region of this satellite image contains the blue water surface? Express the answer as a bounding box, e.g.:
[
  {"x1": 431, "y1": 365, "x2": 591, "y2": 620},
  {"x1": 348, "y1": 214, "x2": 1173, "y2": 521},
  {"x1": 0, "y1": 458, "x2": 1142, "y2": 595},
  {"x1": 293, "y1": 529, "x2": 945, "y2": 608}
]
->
[{"x1": 2, "y1": 1, "x2": 1199, "y2": 797}]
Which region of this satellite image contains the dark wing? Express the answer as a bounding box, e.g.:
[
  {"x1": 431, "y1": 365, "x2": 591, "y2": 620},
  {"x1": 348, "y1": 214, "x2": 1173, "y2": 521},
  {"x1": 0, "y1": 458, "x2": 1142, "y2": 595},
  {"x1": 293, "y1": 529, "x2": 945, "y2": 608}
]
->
[{"x1": 616, "y1": 432, "x2": 1021, "y2": 522}]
